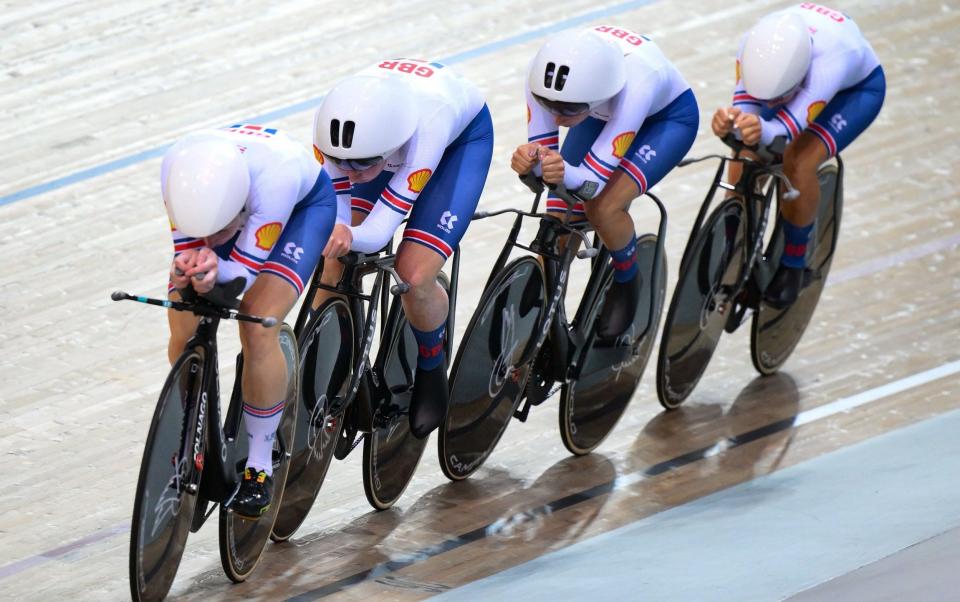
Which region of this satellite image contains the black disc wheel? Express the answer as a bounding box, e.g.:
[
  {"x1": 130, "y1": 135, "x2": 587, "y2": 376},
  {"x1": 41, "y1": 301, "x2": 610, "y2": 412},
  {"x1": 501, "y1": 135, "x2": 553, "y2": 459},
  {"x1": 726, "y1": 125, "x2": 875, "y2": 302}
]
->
[
  {"x1": 560, "y1": 233, "x2": 667, "y2": 455},
  {"x1": 361, "y1": 274, "x2": 450, "y2": 510},
  {"x1": 218, "y1": 324, "x2": 299, "y2": 581},
  {"x1": 657, "y1": 198, "x2": 748, "y2": 409},
  {"x1": 129, "y1": 350, "x2": 205, "y2": 602},
  {"x1": 271, "y1": 299, "x2": 353, "y2": 542},
  {"x1": 438, "y1": 256, "x2": 546, "y2": 480},
  {"x1": 751, "y1": 163, "x2": 843, "y2": 374}
]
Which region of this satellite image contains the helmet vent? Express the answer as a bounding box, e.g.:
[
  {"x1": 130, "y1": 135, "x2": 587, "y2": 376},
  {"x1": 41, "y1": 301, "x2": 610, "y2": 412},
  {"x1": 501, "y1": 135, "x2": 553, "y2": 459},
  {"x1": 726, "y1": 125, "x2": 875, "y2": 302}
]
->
[
  {"x1": 330, "y1": 119, "x2": 341, "y2": 148},
  {"x1": 342, "y1": 121, "x2": 355, "y2": 148},
  {"x1": 555, "y1": 65, "x2": 569, "y2": 91},
  {"x1": 544, "y1": 62, "x2": 556, "y2": 88}
]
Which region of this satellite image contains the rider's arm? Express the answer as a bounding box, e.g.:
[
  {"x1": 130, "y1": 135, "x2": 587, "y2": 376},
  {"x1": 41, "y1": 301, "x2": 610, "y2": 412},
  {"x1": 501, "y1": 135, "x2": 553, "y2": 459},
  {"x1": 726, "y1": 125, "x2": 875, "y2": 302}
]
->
[
  {"x1": 348, "y1": 124, "x2": 447, "y2": 253},
  {"x1": 218, "y1": 162, "x2": 300, "y2": 291},
  {"x1": 322, "y1": 161, "x2": 353, "y2": 225},
  {"x1": 525, "y1": 85, "x2": 560, "y2": 152},
  {"x1": 561, "y1": 70, "x2": 659, "y2": 197}
]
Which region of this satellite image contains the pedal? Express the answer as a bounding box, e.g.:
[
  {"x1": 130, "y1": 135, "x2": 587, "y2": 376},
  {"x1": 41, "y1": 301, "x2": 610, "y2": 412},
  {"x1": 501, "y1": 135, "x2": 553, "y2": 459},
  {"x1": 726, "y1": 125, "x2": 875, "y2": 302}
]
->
[{"x1": 513, "y1": 399, "x2": 532, "y2": 422}]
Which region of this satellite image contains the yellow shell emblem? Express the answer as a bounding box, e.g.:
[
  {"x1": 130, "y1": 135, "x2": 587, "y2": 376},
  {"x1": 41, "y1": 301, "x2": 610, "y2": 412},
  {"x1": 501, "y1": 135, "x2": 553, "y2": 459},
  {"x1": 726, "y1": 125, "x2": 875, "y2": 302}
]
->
[
  {"x1": 407, "y1": 168, "x2": 433, "y2": 193},
  {"x1": 807, "y1": 101, "x2": 826, "y2": 123},
  {"x1": 526, "y1": 104, "x2": 531, "y2": 124},
  {"x1": 313, "y1": 144, "x2": 324, "y2": 164},
  {"x1": 612, "y1": 132, "x2": 636, "y2": 159},
  {"x1": 736, "y1": 59, "x2": 741, "y2": 84},
  {"x1": 255, "y1": 222, "x2": 283, "y2": 250}
]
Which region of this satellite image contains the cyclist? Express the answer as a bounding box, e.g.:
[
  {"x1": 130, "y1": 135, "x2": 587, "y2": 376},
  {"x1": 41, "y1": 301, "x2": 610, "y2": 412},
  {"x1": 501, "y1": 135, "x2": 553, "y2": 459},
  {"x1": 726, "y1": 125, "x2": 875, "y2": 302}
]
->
[
  {"x1": 163, "y1": 124, "x2": 336, "y2": 519},
  {"x1": 512, "y1": 26, "x2": 698, "y2": 337},
  {"x1": 712, "y1": 3, "x2": 884, "y2": 307},
  {"x1": 313, "y1": 59, "x2": 493, "y2": 439}
]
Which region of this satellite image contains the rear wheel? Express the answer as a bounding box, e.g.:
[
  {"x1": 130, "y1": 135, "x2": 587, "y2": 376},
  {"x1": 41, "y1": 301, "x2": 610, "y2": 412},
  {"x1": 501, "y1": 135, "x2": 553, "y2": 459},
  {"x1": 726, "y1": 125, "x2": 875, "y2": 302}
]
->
[
  {"x1": 751, "y1": 163, "x2": 843, "y2": 374},
  {"x1": 218, "y1": 325, "x2": 299, "y2": 581},
  {"x1": 129, "y1": 350, "x2": 205, "y2": 602},
  {"x1": 361, "y1": 274, "x2": 449, "y2": 510},
  {"x1": 271, "y1": 300, "x2": 353, "y2": 542},
  {"x1": 560, "y1": 233, "x2": 666, "y2": 454},
  {"x1": 657, "y1": 198, "x2": 748, "y2": 409},
  {"x1": 438, "y1": 257, "x2": 546, "y2": 480}
]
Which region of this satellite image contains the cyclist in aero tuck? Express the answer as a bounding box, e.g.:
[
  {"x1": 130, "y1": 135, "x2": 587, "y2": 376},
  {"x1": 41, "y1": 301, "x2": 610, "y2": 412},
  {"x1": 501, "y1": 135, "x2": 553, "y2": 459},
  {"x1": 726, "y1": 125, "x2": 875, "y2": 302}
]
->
[
  {"x1": 312, "y1": 59, "x2": 493, "y2": 440},
  {"x1": 512, "y1": 25, "x2": 698, "y2": 338},
  {"x1": 163, "y1": 124, "x2": 336, "y2": 519},
  {"x1": 713, "y1": 3, "x2": 884, "y2": 307}
]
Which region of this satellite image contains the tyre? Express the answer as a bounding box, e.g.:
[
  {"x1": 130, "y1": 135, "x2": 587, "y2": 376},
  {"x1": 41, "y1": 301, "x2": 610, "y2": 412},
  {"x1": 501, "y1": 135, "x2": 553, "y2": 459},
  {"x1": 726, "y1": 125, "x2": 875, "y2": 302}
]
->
[
  {"x1": 271, "y1": 299, "x2": 353, "y2": 542},
  {"x1": 129, "y1": 350, "x2": 205, "y2": 602},
  {"x1": 751, "y1": 163, "x2": 843, "y2": 374},
  {"x1": 657, "y1": 198, "x2": 748, "y2": 409},
  {"x1": 560, "y1": 233, "x2": 667, "y2": 454},
  {"x1": 438, "y1": 256, "x2": 546, "y2": 480},
  {"x1": 219, "y1": 325, "x2": 299, "y2": 581},
  {"x1": 361, "y1": 273, "x2": 450, "y2": 510}
]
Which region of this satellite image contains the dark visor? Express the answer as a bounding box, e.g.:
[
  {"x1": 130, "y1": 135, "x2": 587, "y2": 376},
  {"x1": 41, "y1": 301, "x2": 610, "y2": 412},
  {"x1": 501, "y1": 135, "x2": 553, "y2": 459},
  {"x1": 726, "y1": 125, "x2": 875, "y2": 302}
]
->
[
  {"x1": 323, "y1": 153, "x2": 384, "y2": 171},
  {"x1": 532, "y1": 93, "x2": 590, "y2": 117}
]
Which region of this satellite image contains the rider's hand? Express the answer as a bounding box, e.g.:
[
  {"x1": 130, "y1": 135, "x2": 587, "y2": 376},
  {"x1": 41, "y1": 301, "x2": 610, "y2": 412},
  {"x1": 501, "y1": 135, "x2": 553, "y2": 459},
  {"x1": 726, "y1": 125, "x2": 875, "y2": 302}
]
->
[
  {"x1": 322, "y1": 223, "x2": 353, "y2": 258},
  {"x1": 734, "y1": 112, "x2": 762, "y2": 146},
  {"x1": 712, "y1": 107, "x2": 741, "y2": 138},
  {"x1": 510, "y1": 143, "x2": 541, "y2": 175},
  {"x1": 188, "y1": 247, "x2": 218, "y2": 294},
  {"x1": 171, "y1": 249, "x2": 199, "y2": 290},
  {"x1": 539, "y1": 147, "x2": 565, "y2": 185}
]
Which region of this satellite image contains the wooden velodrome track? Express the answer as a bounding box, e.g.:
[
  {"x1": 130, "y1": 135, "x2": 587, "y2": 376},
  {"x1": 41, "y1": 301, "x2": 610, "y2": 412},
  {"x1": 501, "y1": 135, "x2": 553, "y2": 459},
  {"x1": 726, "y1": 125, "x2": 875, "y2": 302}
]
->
[{"x1": 1, "y1": 0, "x2": 957, "y2": 599}]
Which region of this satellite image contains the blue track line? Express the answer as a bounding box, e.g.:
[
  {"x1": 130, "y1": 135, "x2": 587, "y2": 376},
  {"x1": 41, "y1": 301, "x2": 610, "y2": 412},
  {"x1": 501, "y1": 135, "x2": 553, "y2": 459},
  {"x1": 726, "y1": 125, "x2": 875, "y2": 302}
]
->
[{"x1": 0, "y1": 0, "x2": 657, "y2": 208}]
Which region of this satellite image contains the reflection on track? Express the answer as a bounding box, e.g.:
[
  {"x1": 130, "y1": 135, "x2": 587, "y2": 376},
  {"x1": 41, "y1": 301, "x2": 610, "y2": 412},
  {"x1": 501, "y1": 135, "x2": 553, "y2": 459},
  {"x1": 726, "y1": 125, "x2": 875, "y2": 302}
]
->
[{"x1": 171, "y1": 374, "x2": 803, "y2": 600}]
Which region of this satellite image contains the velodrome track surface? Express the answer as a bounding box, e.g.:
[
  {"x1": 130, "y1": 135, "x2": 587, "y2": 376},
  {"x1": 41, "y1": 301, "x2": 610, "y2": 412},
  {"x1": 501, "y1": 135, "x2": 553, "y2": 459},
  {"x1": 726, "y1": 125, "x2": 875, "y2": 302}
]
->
[{"x1": 1, "y1": 1, "x2": 957, "y2": 599}]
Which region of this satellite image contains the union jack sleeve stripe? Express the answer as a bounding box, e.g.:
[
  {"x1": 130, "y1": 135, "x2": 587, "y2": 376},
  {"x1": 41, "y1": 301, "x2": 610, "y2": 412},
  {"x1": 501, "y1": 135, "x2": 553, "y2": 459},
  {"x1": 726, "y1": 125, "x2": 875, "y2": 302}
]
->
[
  {"x1": 546, "y1": 197, "x2": 586, "y2": 214},
  {"x1": 173, "y1": 238, "x2": 204, "y2": 254},
  {"x1": 229, "y1": 248, "x2": 263, "y2": 274},
  {"x1": 776, "y1": 108, "x2": 801, "y2": 139},
  {"x1": 403, "y1": 228, "x2": 454, "y2": 259},
  {"x1": 262, "y1": 261, "x2": 305, "y2": 294},
  {"x1": 351, "y1": 197, "x2": 375, "y2": 214},
  {"x1": 807, "y1": 122, "x2": 837, "y2": 157},
  {"x1": 584, "y1": 152, "x2": 613, "y2": 180},
  {"x1": 332, "y1": 178, "x2": 351, "y2": 193},
  {"x1": 382, "y1": 188, "x2": 413, "y2": 214},
  {"x1": 619, "y1": 159, "x2": 648, "y2": 194}
]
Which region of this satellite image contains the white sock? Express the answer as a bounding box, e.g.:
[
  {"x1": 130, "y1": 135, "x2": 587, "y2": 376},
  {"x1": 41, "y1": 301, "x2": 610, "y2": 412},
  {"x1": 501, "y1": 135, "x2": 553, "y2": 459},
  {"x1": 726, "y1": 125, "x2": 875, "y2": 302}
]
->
[{"x1": 243, "y1": 400, "x2": 284, "y2": 476}]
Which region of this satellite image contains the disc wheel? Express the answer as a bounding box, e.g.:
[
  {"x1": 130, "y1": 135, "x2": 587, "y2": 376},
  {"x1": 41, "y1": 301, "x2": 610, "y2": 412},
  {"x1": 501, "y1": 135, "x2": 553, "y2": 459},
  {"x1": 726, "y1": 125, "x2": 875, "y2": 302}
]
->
[
  {"x1": 438, "y1": 256, "x2": 546, "y2": 480},
  {"x1": 751, "y1": 163, "x2": 843, "y2": 374},
  {"x1": 129, "y1": 350, "x2": 205, "y2": 602},
  {"x1": 361, "y1": 274, "x2": 450, "y2": 510},
  {"x1": 560, "y1": 233, "x2": 667, "y2": 454},
  {"x1": 218, "y1": 324, "x2": 299, "y2": 581},
  {"x1": 657, "y1": 198, "x2": 748, "y2": 409},
  {"x1": 271, "y1": 299, "x2": 353, "y2": 542}
]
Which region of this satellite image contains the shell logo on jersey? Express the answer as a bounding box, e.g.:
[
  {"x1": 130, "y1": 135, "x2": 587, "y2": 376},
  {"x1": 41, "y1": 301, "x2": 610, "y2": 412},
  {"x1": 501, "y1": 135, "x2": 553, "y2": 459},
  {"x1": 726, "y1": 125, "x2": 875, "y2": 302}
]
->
[
  {"x1": 612, "y1": 132, "x2": 636, "y2": 159},
  {"x1": 807, "y1": 101, "x2": 827, "y2": 123},
  {"x1": 736, "y1": 59, "x2": 741, "y2": 84},
  {"x1": 255, "y1": 222, "x2": 283, "y2": 250},
  {"x1": 527, "y1": 104, "x2": 531, "y2": 124},
  {"x1": 313, "y1": 144, "x2": 324, "y2": 164},
  {"x1": 407, "y1": 169, "x2": 432, "y2": 193}
]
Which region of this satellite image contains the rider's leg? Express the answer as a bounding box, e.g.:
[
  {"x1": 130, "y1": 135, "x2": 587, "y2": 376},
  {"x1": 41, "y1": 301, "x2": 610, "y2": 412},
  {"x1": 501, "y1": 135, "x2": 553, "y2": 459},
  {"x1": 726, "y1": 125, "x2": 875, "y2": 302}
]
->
[
  {"x1": 400, "y1": 105, "x2": 493, "y2": 438},
  {"x1": 310, "y1": 209, "x2": 367, "y2": 309},
  {"x1": 595, "y1": 88, "x2": 699, "y2": 336},
  {"x1": 167, "y1": 289, "x2": 200, "y2": 364}
]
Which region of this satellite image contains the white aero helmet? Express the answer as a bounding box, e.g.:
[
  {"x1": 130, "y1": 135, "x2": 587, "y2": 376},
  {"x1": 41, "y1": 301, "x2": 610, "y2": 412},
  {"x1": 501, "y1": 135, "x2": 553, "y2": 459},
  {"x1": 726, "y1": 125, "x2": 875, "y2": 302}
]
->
[
  {"x1": 163, "y1": 137, "x2": 250, "y2": 238},
  {"x1": 313, "y1": 75, "x2": 418, "y2": 169},
  {"x1": 528, "y1": 30, "x2": 626, "y2": 115},
  {"x1": 741, "y1": 12, "x2": 812, "y2": 100}
]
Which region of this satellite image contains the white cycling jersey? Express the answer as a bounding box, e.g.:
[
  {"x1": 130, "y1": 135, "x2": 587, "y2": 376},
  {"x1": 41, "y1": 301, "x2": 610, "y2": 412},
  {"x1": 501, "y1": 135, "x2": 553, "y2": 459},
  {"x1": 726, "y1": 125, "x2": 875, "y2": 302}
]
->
[
  {"x1": 163, "y1": 124, "x2": 320, "y2": 291},
  {"x1": 733, "y1": 3, "x2": 880, "y2": 146},
  {"x1": 526, "y1": 25, "x2": 690, "y2": 196},
  {"x1": 321, "y1": 59, "x2": 485, "y2": 253}
]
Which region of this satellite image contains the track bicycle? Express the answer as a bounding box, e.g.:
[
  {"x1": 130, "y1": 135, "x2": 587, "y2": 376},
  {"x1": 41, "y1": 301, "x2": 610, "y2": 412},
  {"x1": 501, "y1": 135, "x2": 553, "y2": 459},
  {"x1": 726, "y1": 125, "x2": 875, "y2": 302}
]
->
[
  {"x1": 115, "y1": 280, "x2": 298, "y2": 601},
  {"x1": 438, "y1": 175, "x2": 667, "y2": 480},
  {"x1": 656, "y1": 135, "x2": 844, "y2": 409}
]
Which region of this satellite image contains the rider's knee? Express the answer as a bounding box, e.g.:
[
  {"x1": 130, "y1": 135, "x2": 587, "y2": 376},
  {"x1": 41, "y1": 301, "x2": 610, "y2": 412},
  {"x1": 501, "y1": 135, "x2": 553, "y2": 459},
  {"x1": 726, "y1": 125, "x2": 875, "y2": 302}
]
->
[
  {"x1": 784, "y1": 136, "x2": 823, "y2": 181},
  {"x1": 395, "y1": 255, "x2": 441, "y2": 296},
  {"x1": 583, "y1": 197, "x2": 619, "y2": 225}
]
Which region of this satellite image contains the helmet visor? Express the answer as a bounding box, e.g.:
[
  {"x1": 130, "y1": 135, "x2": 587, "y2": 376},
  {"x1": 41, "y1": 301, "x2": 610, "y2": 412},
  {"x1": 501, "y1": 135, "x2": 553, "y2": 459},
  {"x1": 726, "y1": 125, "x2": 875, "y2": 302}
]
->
[
  {"x1": 532, "y1": 93, "x2": 590, "y2": 117},
  {"x1": 323, "y1": 153, "x2": 384, "y2": 171}
]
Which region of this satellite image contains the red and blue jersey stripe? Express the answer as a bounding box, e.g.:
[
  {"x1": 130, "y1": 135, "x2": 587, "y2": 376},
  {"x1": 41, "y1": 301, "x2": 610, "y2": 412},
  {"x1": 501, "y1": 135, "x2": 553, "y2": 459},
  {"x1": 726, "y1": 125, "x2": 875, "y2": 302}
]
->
[
  {"x1": 229, "y1": 246, "x2": 263, "y2": 276},
  {"x1": 732, "y1": 89, "x2": 762, "y2": 108},
  {"x1": 381, "y1": 185, "x2": 415, "y2": 215},
  {"x1": 584, "y1": 150, "x2": 614, "y2": 182},
  {"x1": 351, "y1": 197, "x2": 375, "y2": 214},
  {"x1": 775, "y1": 107, "x2": 802, "y2": 140},
  {"x1": 173, "y1": 237, "x2": 204, "y2": 255},
  {"x1": 529, "y1": 130, "x2": 560, "y2": 150},
  {"x1": 619, "y1": 158, "x2": 649, "y2": 194},
  {"x1": 262, "y1": 261, "x2": 305, "y2": 295},
  {"x1": 403, "y1": 228, "x2": 454, "y2": 259},
  {"x1": 807, "y1": 122, "x2": 838, "y2": 156}
]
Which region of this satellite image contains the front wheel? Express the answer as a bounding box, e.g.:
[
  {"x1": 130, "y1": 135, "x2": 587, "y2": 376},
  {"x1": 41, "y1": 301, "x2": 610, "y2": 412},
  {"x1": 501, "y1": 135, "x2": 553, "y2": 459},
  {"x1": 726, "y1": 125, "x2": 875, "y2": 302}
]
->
[
  {"x1": 657, "y1": 198, "x2": 748, "y2": 409},
  {"x1": 560, "y1": 233, "x2": 667, "y2": 455},
  {"x1": 438, "y1": 256, "x2": 546, "y2": 480},
  {"x1": 218, "y1": 324, "x2": 299, "y2": 581},
  {"x1": 751, "y1": 162, "x2": 843, "y2": 374},
  {"x1": 129, "y1": 350, "x2": 205, "y2": 602}
]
